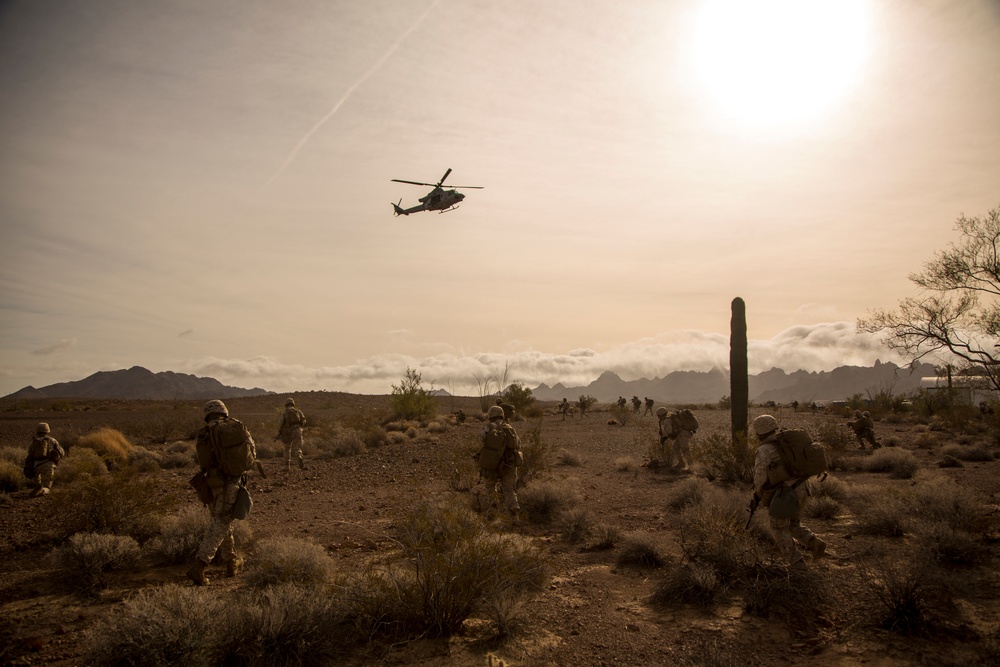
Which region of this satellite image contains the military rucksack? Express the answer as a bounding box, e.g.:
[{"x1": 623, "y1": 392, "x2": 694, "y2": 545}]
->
[
  {"x1": 478, "y1": 422, "x2": 512, "y2": 471},
  {"x1": 197, "y1": 418, "x2": 257, "y2": 478},
  {"x1": 676, "y1": 409, "x2": 700, "y2": 433},
  {"x1": 773, "y1": 428, "x2": 827, "y2": 480},
  {"x1": 283, "y1": 407, "x2": 305, "y2": 427}
]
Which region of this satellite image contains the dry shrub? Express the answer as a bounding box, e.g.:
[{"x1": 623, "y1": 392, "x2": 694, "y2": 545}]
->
[
  {"x1": 913, "y1": 474, "x2": 987, "y2": 533},
  {"x1": 145, "y1": 505, "x2": 210, "y2": 565},
  {"x1": 740, "y1": 563, "x2": 828, "y2": 621},
  {"x1": 915, "y1": 523, "x2": 990, "y2": 567},
  {"x1": 353, "y1": 500, "x2": 547, "y2": 638},
  {"x1": 651, "y1": 562, "x2": 724, "y2": 609},
  {"x1": 616, "y1": 537, "x2": 666, "y2": 569},
  {"x1": 939, "y1": 444, "x2": 993, "y2": 462},
  {"x1": 557, "y1": 507, "x2": 592, "y2": 543},
  {"x1": 127, "y1": 446, "x2": 162, "y2": 473},
  {"x1": 247, "y1": 537, "x2": 337, "y2": 588},
  {"x1": 48, "y1": 532, "x2": 141, "y2": 593},
  {"x1": 254, "y1": 439, "x2": 284, "y2": 460},
  {"x1": 816, "y1": 421, "x2": 854, "y2": 451},
  {"x1": 359, "y1": 426, "x2": 389, "y2": 449},
  {"x1": 517, "y1": 419, "x2": 549, "y2": 485},
  {"x1": 215, "y1": 583, "x2": 352, "y2": 666},
  {"x1": 856, "y1": 558, "x2": 934, "y2": 635},
  {"x1": 84, "y1": 584, "x2": 222, "y2": 666},
  {"x1": 584, "y1": 524, "x2": 622, "y2": 551},
  {"x1": 613, "y1": 456, "x2": 637, "y2": 472},
  {"x1": 76, "y1": 427, "x2": 134, "y2": 467},
  {"x1": 676, "y1": 486, "x2": 767, "y2": 583},
  {"x1": 0, "y1": 446, "x2": 23, "y2": 467},
  {"x1": 405, "y1": 427, "x2": 418, "y2": 439},
  {"x1": 57, "y1": 447, "x2": 109, "y2": 484},
  {"x1": 849, "y1": 484, "x2": 910, "y2": 537},
  {"x1": 555, "y1": 448, "x2": 583, "y2": 466},
  {"x1": 313, "y1": 426, "x2": 366, "y2": 459},
  {"x1": 517, "y1": 478, "x2": 582, "y2": 524},
  {"x1": 0, "y1": 459, "x2": 23, "y2": 493},
  {"x1": 665, "y1": 476, "x2": 712, "y2": 512},
  {"x1": 810, "y1": 475, "x2": 848, "y2": 501},
  {"x1": 52, "y1": 469, "x2": 174, "y2": 541},
  {"x1": 388, "y1": 431, "x2": 407, "y2": 445},
  {"x1": 804, "y1": 495, "x2": 843, "y2": 520},
  {"x1": 937, "y1": 454, "x2": 963, "y2": 468},
  {"x1": 427, "y1": 421, "x2": 447, "y2": 434},
  {"x1": 862, "y1": 448, "x2": 919, "y2": 478},
  {"x1": 694, "y1": 432, "x2": 755, "y2": 484}
]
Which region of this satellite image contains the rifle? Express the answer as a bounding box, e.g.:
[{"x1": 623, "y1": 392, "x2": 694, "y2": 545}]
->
[
  {"x1": 255, "y1": 461, "x2": 268, "y2": 479},
  {"x1": 745, "y1": 493, "x2": 760, "y2": 529}
]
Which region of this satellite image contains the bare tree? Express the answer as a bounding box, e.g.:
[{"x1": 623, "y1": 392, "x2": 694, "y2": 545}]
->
[{"x1": 858, "y1": 205, "x2": 1000, "y2": 391}]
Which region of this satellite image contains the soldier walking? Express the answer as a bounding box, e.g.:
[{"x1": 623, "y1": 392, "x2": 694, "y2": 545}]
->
[
  {"x1": 479, "y1": 405, "x2": 522, "y2": 518},
  {"x1": 847, "y1": 410, "x2": 879, "y2": 449},
  {"x1": 26, "y1": 422, "x2": 64, "y2": 497},
  {"x1": 275, "y1": 397, "x2": 307, "y2": 470}
]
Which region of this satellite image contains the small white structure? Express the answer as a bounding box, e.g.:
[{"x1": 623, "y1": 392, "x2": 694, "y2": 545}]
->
[{"x1": 919, "y1": 376, "x2": 994, "y2": 406}]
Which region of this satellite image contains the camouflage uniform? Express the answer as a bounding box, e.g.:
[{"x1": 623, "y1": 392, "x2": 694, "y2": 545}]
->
[
  {"x1": 644, "y1": 397, "x2": 654, "y2": 416},
  {"x1": 752, "y1": 415, "x2": 825, "y2": 566},
  {"x1": 656, "y1": 407, "x2": 673, "y2": 465},
  {"x1": 188, "y1": 400, "x2": 256, "y2": 585},
  {"x1": 848, "y1": 410, "x2": 879, "y2": 449},
  {"x1": 671, "y1": 413, "x2": 695, "y2": 471},
  {"x1": 481, "y1": 406, "x2": 521, "y2": 515},
  {"x1": 559, "y1": 398, "x2": 570, "y2": 420},
  {"x1": 276, "y1": 398, "x2": 306, "y2": 470},
  {"x1": 27, "y1": 423, "x2": 63, "y2": 496}
]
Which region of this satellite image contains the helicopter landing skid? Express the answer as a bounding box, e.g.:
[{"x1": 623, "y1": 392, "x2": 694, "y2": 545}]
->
[{"x1": 439, "y1": 206, "x2": 460, "y2": 214}]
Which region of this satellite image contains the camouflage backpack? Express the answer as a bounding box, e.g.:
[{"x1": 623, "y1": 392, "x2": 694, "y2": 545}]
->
[
  {"x1": 197, "y1": 417, "x2": 257, "y2": 478},
  {"x1": 478, "y1": 422, "x2": 513, "y2": 471},
  {"x1": 772, "y1": 429, "x2": 828, "y2": 482},
  {"x1": 283, "y1": 407, "x2": 305, "y2": 427},
  {"x1": 676, "y1": 408, "x2": 700, "y2": 433}
]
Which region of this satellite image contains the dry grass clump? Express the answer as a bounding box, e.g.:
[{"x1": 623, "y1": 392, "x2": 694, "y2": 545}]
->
[
  {"x1": 861, "y1": 447, "x2": 919, "y2": 478},
  {"x1": 694, "y1": 432, "x2": 755, "y2": 484},
  {"x1": 555, "y1": 448, "x2": 583, "y2": 466},
  {"x1": 214, "y1": 583, "x2": 352, "y2": 666},
  {"x1": 84, "y1": 584, "x2": 222, "y2": 666},
  {"x1": 804, "y1": 495, "x2": 843, "y2": 520},
  {"x1": 665, "y1": 476, "x2": 713, "y2": 512},
  {"x1": 939, "y1": 444, "x2": 993, "y2": 462},
  {"x1": 848, "y1": 484, "x2": 910, "y2": 537},
  {"x1": 517, "y1": 420, "x2": 550, "y2": 485},
  {"x1": 126, "y1": 446, "x2": 162, "y2": 473},
  {"x1": 651, "y1": 562, "x2": 724, "y2": 608},
  {"x1": 856, "y1": 558, "x2": 934, "y2": 635},
  {"x1": 616, "y1": 537, "x2": 666, "y2": 569},
  {"x1": 740, "y1": 562, "x2": 828, "y2": 621},
  {"x1": 613, "y1": 456, "x2": 637, "y2": 472},
  {"x1": 816, "y1": 420, "x2": 855, "y2": 451},
  {"x1": 246, "y1": 537, "x2": 337, "y2": 588},
  {"x1": 57, "y1": 447, "x2": 109, "y2": 484},
  {"x1": 426, "y1": 421, "x2": 447, "y2": 434},
  {"x1": 48, "y1": 532, "x2": 141, "y2": 593},
  {"x1": 145, "y1": 505, "x2": 210, "y2": 565},
  {"x1": 517, "y1": 477, "x2": 582, "y2": 524},
  {"x1": 584, "y1": 523, "x2": 622, "y2": 551},
  {"x1": 0, "y1": 445, "x2": 23, "y2": 467},
  {"x1": 76, "y1": 427, "x2": 134, "y2": 467},
  {"x1": 556, "y1": 507, "x2": 592, "y2": 543},
  {"x1": 0, "y1": 459, "x2": 23, "y2": 493},
  {"x1": 313, "y1": 425, "x2": 366, "y2": 459},
  {"x1": 52, "y1": 470, "x2": 174, "y2": 541},
  {"x1": 676, "y1": 486, "x2": 767, "y2": 583},
  {"x1": 388, "y1": 431, "x2": 408, "y2": 445}
]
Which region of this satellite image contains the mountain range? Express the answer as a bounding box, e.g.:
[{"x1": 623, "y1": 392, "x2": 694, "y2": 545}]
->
[
  {"x1": 532, "y1": 360, "x2": 938, "y2": 405},
  {"x1": 4, "y1": 366, "x2": 272, "y2": 401}
]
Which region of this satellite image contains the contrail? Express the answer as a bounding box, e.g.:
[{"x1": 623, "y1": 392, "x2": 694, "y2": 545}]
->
[{"x1": 261, "y1": 0, "x2": 442, "y2": 192}]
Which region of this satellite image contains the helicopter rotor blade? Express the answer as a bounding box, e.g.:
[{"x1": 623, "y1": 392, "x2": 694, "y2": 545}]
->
[
  {"x1": 436, "y1": 168, "x2": 453, "y2": 187},
  {"x1": 391, "y1": 179, "x2": 436, "y2": 187},
  {"x1": 447, "y1": 185, "x2": 485, "y2": 189}
]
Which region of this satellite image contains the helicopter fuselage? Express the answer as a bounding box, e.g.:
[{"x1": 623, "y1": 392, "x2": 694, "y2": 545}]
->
[{"x1": 390, "y1": 169, "x2": 482, "y2": 216}]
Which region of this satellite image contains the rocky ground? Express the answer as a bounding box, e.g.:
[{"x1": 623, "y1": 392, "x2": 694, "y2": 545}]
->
[{"x1": 1, "y1": 394, "x2": 998, "y2": 666}]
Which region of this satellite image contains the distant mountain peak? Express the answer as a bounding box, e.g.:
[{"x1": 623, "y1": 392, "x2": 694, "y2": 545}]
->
[{"x1": 4, "y1": 368, "x2": 273, "y2": 400}]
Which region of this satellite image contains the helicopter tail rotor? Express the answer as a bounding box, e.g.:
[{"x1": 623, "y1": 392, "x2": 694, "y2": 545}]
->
[{"x1": 392, "y1": 200, "x2": 408, "y2": 216}]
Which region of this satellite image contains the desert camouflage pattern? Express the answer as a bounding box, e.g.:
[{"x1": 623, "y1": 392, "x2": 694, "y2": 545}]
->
[
  {"x1": 278, "y1": 406, "x2": 306, "y2": 466},
  {"x1": 754, "y1": 438, "x2": 818, "y2": 565},
  {"x1": 481, "y1": 421, "x2": 521, "y2": 513},
  {"x1": 28, "y1": 435, "x2": 61, "y2": 494},
  {"x1": 196, "y1": 478, "x2": 240, "y2": 564}
]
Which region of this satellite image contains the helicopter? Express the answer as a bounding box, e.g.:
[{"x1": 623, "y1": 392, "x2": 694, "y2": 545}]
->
[{"x1": 390, "y1": 168, "x2": 483, "y2": 215}]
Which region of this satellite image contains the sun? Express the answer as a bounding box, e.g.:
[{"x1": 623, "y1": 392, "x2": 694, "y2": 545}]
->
[{"x1": 690, "y1": 0, "x2": 872, "y2": 129}]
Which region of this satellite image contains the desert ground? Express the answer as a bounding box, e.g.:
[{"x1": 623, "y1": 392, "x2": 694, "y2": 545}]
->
[{"x1": 0, "y1": 392, "x2": 998, "y2": 666}]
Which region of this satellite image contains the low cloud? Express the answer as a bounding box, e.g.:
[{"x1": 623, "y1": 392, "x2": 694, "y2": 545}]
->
[
  {"x1": 32, "y1": 339, "x2": 77, "y2": 355},
  {"x1": 179, "y1": 322, "x2": 910, "y2": 394}
]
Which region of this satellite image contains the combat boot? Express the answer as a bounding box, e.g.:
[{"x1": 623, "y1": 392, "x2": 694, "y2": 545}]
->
[
  {"x1": 810, "y1": 537, "x2": 827, "y2": 561},
  {"x1": 298, "y1": 456, "x2": 305, "y2": 470},
  {"x1": 187, "y1": 559, "x2": 210, "y2": 586},
  {"x1": 225, "y1": 556, "x2": 244, "y2": 578}
]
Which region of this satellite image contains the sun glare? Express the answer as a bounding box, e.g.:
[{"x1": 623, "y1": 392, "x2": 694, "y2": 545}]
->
[{"x1": 690, "y1": 0, "x2": 871, "y2": 129}]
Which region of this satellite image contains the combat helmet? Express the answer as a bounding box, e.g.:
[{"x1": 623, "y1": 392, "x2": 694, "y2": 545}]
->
[
  {"x1": 203, "y1": 399, "x2": 229, "y2": 419},
  {"x1": 752, "y1": 414, "x2": 779, "y2": 437},
  {"x1": 285, "y1": 397, "x2": 296, "y2": 407},
  {"x1": 487, "y1": 405, "x2": 505, "y2": 420},
  {"x1": 655, "y1": 407, "x2": 668, "y2": 417},
  {"x1": 36, "y1": 422, "x2": 50, "y2": 435}
]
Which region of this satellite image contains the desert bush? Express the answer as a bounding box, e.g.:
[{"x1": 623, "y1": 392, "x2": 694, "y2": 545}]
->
[
  {"x1": 145, "y1": 505, "x2": 210, "y2": 565},
  {"x1": 914, "y1": 523, "x2": 990, "y2": 567},
  {"x1": 390, "y1": 368, "x2": 437, "y2": 421},
  {"x1": 52, "y1": 469, "x2": 174, "y2": 541},
  {"x1": 616, "y1": 537, "x2": 666, "y2": 569},
  {"x1": 0, "y1": 445, "x2": 23, "y2": 467},
  {"x1": 358, "y1": 425, "x2": 389, "y2": 448},
  {"x1": 127, "y1": 446, "x2": 163, "y2": 473},
  {"x1": 358, "y1": 500, "x2": 547, "y2": 638},
  {"x1": 160, "y1": 450, "x2": 195, "y2": 469},
  {"x1": 557, "y1": 507, "x2": 592, "y2": 543},
  {"x1": 651, "y1": 562, "x2": 723, "y2": 608},
  {"x1": 815, "y1": 421, "x2": 854, "y2": 451},
  {"x1": 517, "y1": 419, "x2": 549, "y2": 485},
  {"x1": 939, "y1": 443, "x2": 993, "y2": 462},
  {"x1": 517, "y1": 477, "x2": 582, "y2": 524},
  {"x1": 809, "y1": 475, "x2": 848, "y2": 502},
  {"x1": 613, "y1": 456, "x2": 637, "y2": 472},
  {"x1": 56, "y1": 447, "x2": 109, "y2": 484},
  {"x1": 313, "y1": 426, "x2": 366, "y2": 459},
  {"x1": 555, "y1": 448, "x2": 583, "y2": 466},
  {"x1": 665, "y1": 476, "x2": 713, "y2": 512},
  {"x1": 912, "y1": 474, "x2": 987, "y2": 534},
  {"x1": 849, "y1": 484, "x2": 910, "y2": 537},
  {"x1": 0, "y1": 459, "x2": 23, "y2": 493},
  {"x1": 49, "y1": 532, "x2": 141, "y2": 593},
  {"x1": 676, "y1": 486, "x2": 766, "y2": 583},
  {"x1": 856, "y1": 558, "x2": 933, "y2": 635},
  {"x1": 584, "y1": 524, "x2": 622, "y2": 551},
  {"x1": 215, "y1": 583, "x2": 352, "y2": 666},
  {"x1": 740, "y1": 562, "x2": 828, "y2": 620},
  {"x1": 76, "y1": 427, "x2": 134, "y2": 467},
  {"x1": 84, "y1": 584, "x2": 223, "y2": 666},
  {"x1": 804, "y1": 495, "x2": 843, "y2": 520},
  {"x1": 246, "y1": 537, "x2": 337, "y2": 588},
  {"x1": 694, "y1": 432, "x2": 755, "y2": 485},
  {"x1": 937, "y1": 454, "x2": 963, "y2": 468},
  {"x1": 861, "y1": 448, "x2": 919, "y2": 479},
  {"x1": 405, "y1": 426, "x2": 418, "y2": 439},
  {"x1": 388, "y1": 431, "x2": 407, "y2": 445}
]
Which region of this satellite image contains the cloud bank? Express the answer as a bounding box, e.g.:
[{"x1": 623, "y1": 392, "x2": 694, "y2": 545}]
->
[{"x1": 177, "y1": 322, "x2": 907, "y2": 395}]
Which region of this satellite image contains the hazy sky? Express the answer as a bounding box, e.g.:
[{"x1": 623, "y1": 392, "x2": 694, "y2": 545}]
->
[{"x1": 1, "y1": 0, "x2": 998, "y2": 396}]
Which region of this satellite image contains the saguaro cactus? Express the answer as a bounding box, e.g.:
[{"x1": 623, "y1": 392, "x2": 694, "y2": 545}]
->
[{"x1": 730, "y1": 297, "x2": 748, "y2": 439}]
